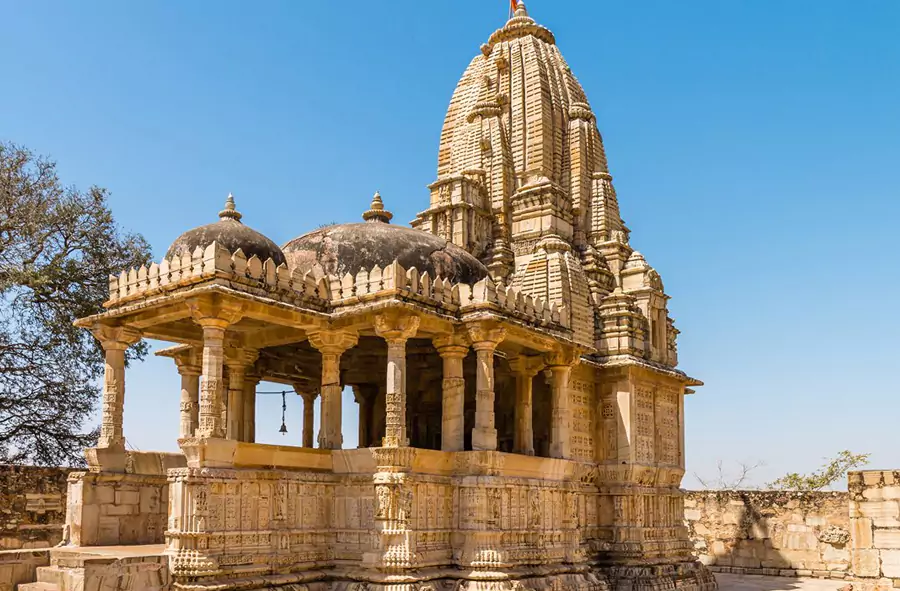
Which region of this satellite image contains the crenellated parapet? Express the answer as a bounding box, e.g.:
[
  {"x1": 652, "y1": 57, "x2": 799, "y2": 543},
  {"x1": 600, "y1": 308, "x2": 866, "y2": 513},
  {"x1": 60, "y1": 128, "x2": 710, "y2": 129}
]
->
[
  {"x1": 105, "y1": 241, "x2": 329, "y2": 311},
  {"x1": 327, "y1": 261, "x2": 569, "y2": 329}
]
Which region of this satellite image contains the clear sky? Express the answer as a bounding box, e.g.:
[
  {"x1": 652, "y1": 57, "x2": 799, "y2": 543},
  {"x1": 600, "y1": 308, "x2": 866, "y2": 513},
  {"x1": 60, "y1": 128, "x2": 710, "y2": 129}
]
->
[{"x1": 3, "y1": 1, "x2": 898, "y2": 488}]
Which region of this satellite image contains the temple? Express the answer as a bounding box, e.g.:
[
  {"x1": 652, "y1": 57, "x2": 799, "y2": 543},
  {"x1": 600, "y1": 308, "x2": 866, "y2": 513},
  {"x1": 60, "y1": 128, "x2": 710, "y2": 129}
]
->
[{"x1": 35, "y1": 4, "x2": 716, "y2": 591}]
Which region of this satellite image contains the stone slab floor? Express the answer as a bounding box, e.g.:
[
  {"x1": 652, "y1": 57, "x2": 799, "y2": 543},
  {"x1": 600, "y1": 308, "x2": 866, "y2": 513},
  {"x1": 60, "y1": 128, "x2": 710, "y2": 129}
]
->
[{"x1": 716, "y1": 574, "x2": 849, "y2": 591}]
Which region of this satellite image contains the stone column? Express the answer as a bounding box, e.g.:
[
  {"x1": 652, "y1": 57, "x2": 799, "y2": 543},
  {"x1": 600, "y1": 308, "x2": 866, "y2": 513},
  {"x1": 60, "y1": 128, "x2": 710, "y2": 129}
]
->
[
  {"x1": 90, "y1": 326, "x2": 142, "y2": 449},
  {"x1": 466, "y1": 323, "x2": 506, "y2": 451},
  {"x1": 242, "y1": 371, "x2": 261, "y2": 443},
  {"x1": 508, "y1": 356, "x2": 543, "y2": 456},
  {"x1": 545, "y1": 348, "x2": 580, "y2": 460},
  {"x1": 188, "y1": 299, "x2": 243, "y2": 439},
  {"x1": 224, "y1": 348, "x2": 258, "y2": 440},
  {"x1": 433, "y1": 334, "x2": 469, "y2": 452},
  {"x1": 374, "y1": 313, "x2": 420, "y2": 448},
  {"x1": 308, "y1": 330, "x2": 358, "y2": 449},
  {"x1": 174, "y1": 349, "x2": 202, "y2": 439},
  {"x1": 352, "y1": 386, "x2": 371, "y2": 448},
  {"x1": 295, "y1": 386, "x2": 318, "y2": 448}
]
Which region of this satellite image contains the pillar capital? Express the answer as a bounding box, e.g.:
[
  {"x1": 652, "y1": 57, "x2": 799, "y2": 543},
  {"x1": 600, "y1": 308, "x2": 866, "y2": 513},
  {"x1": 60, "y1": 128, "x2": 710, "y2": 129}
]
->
[
  {"x1": 508, "y1": 354, "x2": 544, "y2": 377},
  {"x1": 173, "y1": 348, "x2": 202, "y2": 376},
  {"x1": 224, "y1": 347, "x2": 259, "y2": 370},
  {"x1": 466, "y1": 321, "x2": 506, "y2": 351},
  {"x1": 90, "y1": 324, "x2": 142, "y2": 350},
  {"x1": 308, "y1": 329, "x2": 359, "y2": 354},
  {"x1": 293, "y1": 384, "x2": 318, "y2": 403},
  {"x1": 187, "y1": 297, "x2": 244, "y2": 330},
  {"x1": 374, "y1": 313, "x2": 420, "y2": 344},
  {"x1": 432, "y1": 332, "x2": 470, "y2": 358},
  {"x1": 544, "y1": 345, "x2": 583, "y2": 368}
]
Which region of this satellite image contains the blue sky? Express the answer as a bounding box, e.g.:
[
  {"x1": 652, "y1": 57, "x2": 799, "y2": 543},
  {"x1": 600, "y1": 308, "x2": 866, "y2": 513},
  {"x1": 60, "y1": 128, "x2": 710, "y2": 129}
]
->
[{"x1": 3, "y1": 1, "x2": 898, "y2": 487}]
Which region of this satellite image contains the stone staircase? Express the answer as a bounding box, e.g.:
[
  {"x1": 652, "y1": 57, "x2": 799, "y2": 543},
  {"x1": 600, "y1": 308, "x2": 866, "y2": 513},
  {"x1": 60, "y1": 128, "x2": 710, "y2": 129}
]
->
[{"x1": 16, "y1": 545, "x2": 168, "y2": 591}]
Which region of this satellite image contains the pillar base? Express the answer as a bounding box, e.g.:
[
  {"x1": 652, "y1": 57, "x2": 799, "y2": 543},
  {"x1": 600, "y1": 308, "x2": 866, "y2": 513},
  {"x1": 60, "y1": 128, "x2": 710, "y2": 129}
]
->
[
  {"x1": 84, "y1": 445, "x2": 128, "y2": 473},
  {"x1": 471, "y1": 428, "x2": 498, "y2": 451}
]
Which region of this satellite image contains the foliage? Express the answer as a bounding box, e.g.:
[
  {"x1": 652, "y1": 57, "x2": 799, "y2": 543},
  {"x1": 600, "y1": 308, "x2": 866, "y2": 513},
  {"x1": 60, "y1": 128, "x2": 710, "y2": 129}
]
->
[
  {"x1": 768, "y1": 450, "x2": 871, "y2": 491},
  {"x1": 0, "y1": 142, "x2": 152, "y2": 466},
  {"x1": 694, "y1": 459, "x2": 765, "y2": 490}
]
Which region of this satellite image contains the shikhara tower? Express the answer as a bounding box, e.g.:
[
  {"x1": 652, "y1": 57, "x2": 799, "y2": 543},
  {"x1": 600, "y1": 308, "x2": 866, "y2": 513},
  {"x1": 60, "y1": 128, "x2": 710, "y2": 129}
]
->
[
  {"x1": 38, "y1": 5, "x2": 715, "y2": 591},
  {"x1": 414, "y1": 3, "x2": 672, "y2": 364}
]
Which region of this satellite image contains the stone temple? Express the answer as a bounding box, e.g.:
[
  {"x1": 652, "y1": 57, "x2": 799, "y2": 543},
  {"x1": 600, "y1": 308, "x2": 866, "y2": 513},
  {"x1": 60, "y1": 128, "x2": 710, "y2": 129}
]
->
[{"x1": 30, "y1": 4, "x2": 717, "y2": 591}]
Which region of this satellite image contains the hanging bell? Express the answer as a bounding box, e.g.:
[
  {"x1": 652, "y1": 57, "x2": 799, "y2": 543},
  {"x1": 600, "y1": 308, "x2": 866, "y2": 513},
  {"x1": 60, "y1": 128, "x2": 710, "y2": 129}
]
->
[{"x1": 278, "y1": 391, "x2": 288, "y2": 435}]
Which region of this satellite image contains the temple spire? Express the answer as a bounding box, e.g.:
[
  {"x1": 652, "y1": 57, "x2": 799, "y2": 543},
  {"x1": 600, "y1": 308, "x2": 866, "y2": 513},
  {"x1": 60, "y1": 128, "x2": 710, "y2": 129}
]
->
[
  {"x1": 218, "y1": 193, "x2": 243, "y2": 222},
  {"x1": 362, "y1": 191, "x2": 393, "y2": 224}
]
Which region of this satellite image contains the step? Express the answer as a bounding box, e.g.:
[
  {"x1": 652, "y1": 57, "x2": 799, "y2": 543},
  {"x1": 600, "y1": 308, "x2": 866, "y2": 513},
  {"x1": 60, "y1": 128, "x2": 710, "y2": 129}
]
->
[
  {"x1": 35, "y1": 566, "x2": 83, "y2": 591},
  {"x1": 17, "y1": 583, "x2": 58, "y2": 591}
]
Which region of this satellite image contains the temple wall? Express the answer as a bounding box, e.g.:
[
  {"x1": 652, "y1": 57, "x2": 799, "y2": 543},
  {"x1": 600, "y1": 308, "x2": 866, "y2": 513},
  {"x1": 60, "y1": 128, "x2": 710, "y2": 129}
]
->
[
  {"x1": 165, "y1": 449, "x2": 600, "y2": 587},
  {"x1": 685, "y1": 490, "x2": 851, "y2": 578},
  {"x1": 0, "y1": 465, "x2": 73, "y2": 550}
]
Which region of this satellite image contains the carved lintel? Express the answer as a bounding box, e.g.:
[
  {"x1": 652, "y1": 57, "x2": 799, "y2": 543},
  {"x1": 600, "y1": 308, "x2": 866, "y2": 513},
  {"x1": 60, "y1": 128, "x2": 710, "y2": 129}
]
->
[{"x1": 224, "y1": 347, "x2": 260, "y2": 370}]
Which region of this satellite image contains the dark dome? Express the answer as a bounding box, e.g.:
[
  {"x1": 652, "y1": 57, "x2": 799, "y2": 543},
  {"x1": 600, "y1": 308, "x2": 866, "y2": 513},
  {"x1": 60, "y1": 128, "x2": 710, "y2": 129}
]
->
[
  {"x1": 283, "y1": 194, "x2": 488, "y2": 285},
  {"x1": 166, "y1": 195, "x2": 286, "y2": 266}
]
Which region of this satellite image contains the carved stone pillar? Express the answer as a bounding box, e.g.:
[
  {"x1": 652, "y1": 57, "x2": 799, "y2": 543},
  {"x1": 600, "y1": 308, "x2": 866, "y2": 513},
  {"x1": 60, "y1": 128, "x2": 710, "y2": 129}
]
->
[
  {"x1": 546, "y1": 348, "x2": 580, "y2": 460},
  {"x1": 308, "y1": 330, "x2": 358, "y2": 449},
  {"x1": 433, "y1": 334, "x2": 469, "y2": 452},
  {"x1": 224, "y1": 348, "x2": 258, "y2": 441},
  {"x1": 466, "y1": 323, "x2": 506, "y2": 451},
  {"x1": 374, "y1": 313, "x2": 420, "y2": 448},
  {"x1": 242, "y1": 371, "x2": 261, "y2": 443},
  {"x1": 188, "y1": 299, "x2": 243, "y2": 439},
  {"x1": 90, "y1": 325, "x2": 142, "y2": 449},
  {"x1": 174, "y1": 348, "x2": 202, "y2": 439},
  {"x1": 295, "y1": 386, "x2": 318, "y2": 448},
  {"x1": 509, "y1": 355, "x2": 543, "y2": 456}
]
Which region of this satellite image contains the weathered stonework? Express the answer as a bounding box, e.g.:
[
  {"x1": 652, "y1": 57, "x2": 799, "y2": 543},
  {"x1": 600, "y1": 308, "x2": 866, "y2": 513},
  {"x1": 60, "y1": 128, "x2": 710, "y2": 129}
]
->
[
  {"x1": 0, "y1": 465, "x2": 72, "y2": 550},
  {"x1": 685, "y1": 490, "x2": 851, "y2": 579}
]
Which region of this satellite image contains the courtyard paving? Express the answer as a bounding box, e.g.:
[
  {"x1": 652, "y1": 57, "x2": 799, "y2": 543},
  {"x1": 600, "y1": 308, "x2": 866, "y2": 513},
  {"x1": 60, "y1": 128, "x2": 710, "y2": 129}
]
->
[{"x1": 716, "y1": 573, "x2": 848, "y2": 591}]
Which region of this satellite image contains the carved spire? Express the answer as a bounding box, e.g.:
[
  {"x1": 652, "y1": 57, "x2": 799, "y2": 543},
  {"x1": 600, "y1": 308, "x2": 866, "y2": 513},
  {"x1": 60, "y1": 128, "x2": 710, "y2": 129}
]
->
[
  {"x1": 218, "y1": 193, "x2": 243, "y2": 223},
  {"x1": 362, "y1": 191, "x2": 393, "y2": 224},
  {"x1": 514, "y1": 1, "x2": 528, "y2": 17}
]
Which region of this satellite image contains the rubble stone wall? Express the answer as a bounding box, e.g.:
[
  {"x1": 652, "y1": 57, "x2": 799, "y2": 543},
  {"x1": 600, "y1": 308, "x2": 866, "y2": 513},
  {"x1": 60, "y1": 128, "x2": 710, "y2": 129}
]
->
[
  {"x1": 0, "y1": 465, "x2": 73, "y2": 550},
  {"x1": 685, "y1": 490, "x2": 851, "y2": 579}
]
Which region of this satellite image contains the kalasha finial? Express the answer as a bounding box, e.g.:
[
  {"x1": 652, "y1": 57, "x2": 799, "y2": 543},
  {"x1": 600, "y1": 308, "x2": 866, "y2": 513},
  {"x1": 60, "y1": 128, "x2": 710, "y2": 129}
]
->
[
  {"x1": 362, "y1": 191, "x2": 393, "y2": 224},
  {"x1": 219, "y1": 193, "x2": 243, "y2": 222},
  {"x1": 515, "y1": 1, "x2": 528, "y2": 16}
]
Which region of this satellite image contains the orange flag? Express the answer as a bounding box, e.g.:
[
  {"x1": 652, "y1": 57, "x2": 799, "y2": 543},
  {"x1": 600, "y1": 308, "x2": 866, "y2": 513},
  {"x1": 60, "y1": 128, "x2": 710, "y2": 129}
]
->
[{"x1": 510, "y1": 0, "x2": 518, "y2": 12}]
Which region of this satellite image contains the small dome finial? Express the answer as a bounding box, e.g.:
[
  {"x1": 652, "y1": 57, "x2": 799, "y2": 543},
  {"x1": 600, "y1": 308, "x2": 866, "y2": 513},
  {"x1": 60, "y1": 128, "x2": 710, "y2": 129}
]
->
[
  {"x1": 515, "y1": 1, "x2": 528, "y2": 16},
  {"x1": 362, "y1": 191, "x2": 393, "y2": 223},
  {"x1": 219, "y1": 193, "x2": 243, "y2": 222}
]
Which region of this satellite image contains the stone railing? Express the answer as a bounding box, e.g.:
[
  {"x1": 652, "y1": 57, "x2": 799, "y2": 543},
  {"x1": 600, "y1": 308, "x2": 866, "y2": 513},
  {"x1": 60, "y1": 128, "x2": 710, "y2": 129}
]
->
[
  {"x1": 108, "y1": 245, "x2": 568, "y2": 329},
  {"x1": 105, "y1": 242, "x2": 328, "y2": 309}
]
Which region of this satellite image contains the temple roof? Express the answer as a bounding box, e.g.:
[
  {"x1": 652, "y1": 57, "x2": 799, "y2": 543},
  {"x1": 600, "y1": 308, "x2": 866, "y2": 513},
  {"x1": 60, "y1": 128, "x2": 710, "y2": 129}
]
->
[
  {"x1": 282, "y1": 194, "x2": 488, "y2": 284},
  {"x1": 166, "y1": 195, "x2": 287, "y2": 266}
]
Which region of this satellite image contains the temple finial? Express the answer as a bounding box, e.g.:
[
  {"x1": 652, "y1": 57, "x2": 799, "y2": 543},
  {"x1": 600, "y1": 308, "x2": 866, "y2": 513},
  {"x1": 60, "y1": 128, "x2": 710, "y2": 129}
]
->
[
  {"x1": 219, "y1": 193, "x2": 243, "y2": 222},
  {"x1": 362, "y1": 191, "x2": 393, "y2": 224},
  {"x1": 515, "y1": 1, "x2": 528, "y2": 17}
]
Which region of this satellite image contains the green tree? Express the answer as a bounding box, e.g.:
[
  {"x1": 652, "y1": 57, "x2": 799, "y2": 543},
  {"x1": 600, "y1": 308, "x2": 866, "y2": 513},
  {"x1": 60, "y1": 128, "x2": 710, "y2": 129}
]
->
[
  {"x1": 0, "y1": 142, "x2": 152, "y2": 466},
  {"x1": 768, "y1": 450, "x2": 871, "y2": 491}
]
